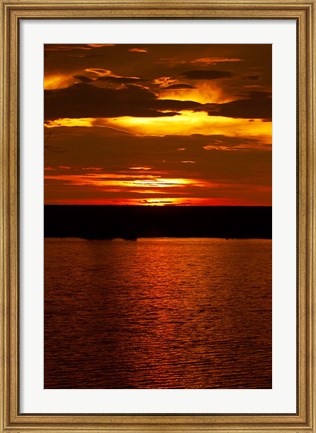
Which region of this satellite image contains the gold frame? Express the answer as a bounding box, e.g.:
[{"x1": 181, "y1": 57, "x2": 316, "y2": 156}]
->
[{"x1": 0, "y1": 1, "x2": 315, "y2": 431}]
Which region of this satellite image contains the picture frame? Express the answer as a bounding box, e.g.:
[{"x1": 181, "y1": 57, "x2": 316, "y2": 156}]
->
[{"x1": 0, "y1": 0, "x2": 315, "y2": 432}]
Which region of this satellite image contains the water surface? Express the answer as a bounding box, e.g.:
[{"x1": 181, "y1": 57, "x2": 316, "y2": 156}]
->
[{"x1": 44, "y1": 238, "x2": 272, "y2": 389}]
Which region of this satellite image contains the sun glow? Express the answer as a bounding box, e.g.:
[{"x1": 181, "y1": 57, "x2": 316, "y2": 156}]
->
[
  {"x1": 44, "y1": 112, "x2": 271, "y2": 144},
  {"x1": 104, "y1": 111, "x2": 272, "y2": 142},
  {"x1": 45, "y1": 118, "x2": 95, "y2": 128},
  {"x1": 44, "y1": 44, "x2": 272, "y2": 207},
  {"x1": 44, "y1": 196, "x2": 268, "y2": 206},
  {"x1": 45, "y1": 173, "x2": 209, "y2": 190},
  {"x1": 158, "y1": 82, "x2": 238, "y2": 104},
  {"x1": 44, "y1": 74, "x2": 76, "y2": 90}
]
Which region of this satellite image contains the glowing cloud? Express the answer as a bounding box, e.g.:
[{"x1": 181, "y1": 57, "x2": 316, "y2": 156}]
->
[
  {"x1": 45, "y1": 172, "x2": 209, "y2": 191},
  {"x1": 128, "y1": 48, "x2": 148, "y2": 53},
  {"x1": 158, "y1": 81, "x2": 239, "y2": 104},
  {"x1": 129, "y1": 166, "x2": 152, "y2": 171},
  {"x1": 45, "y1": 118, "x2": 95, "y2": 128},
  {"x1": 44, "y1": 112, "x2": 271, "y2": 144},
  {"x1": 44, "y1": 74, "x2": 76, "y2": 90},
  {"x1": 191, "y1": 57, "x2": 242, "y2": 65},
  {"x1": 102, "y1": 111, "x2": 272, "y2": 142},
  {"x1": 44, "y1": 44, "x2": 272, "y2": 206}
]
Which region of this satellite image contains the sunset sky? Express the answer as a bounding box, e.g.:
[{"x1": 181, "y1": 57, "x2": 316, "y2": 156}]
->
[{"x1": 44, "y1": 44, "x2": 272, "y2": 206}]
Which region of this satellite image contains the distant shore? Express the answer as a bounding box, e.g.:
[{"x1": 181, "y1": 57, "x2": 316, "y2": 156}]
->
[{"x1": 44, "y1": 205, "x2": 272, "y2": 240}]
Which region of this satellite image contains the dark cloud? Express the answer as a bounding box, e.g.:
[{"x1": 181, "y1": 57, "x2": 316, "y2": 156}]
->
[
  {"x1": 44, "y1": 44, "x2": 272, "y2": 205},
  {"x1": 45, "y1": 44, "x2": 93, "y2": 52},
  {"x1": 154, "y1": 99, "x2": 203, "y2": 112},
  {"x1": 45, "y1": 127, "x2": 264, "y2": 161},
  {"x1": 44, "y1": 45, "x2": 272, "y2": 95},
  {"x1": 44, "y1": 83, "x2": 206, "y2": 120},
  {"x1": 180, "y1": 70, "x2": 233, "y2": 80},
  {"x1": 161, "y1": 83, "x2": 196, "y2": 90},
  {"x1": 45, "y1": 82, "x2": 271, "y2": 121},
  {"x1": 44, "y1": 127, "x2": 271, "y2": 201},
  {"x1": 74, "y1": 75, "x2": 93, "y2": 83},
  {"x1": 208, "y1": 92, "x2": 272, "y2": 120},
  {"x1": 97, "y1": 76, "x2": 145, "y2": 84},
  {"x1": 245, "y1": 75, "x2": 261, "y2": 80}
]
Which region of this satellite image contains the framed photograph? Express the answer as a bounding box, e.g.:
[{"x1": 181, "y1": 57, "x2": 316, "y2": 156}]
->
[{"x1": 0, "y1": 1, "x2": 315, "y2": 432}]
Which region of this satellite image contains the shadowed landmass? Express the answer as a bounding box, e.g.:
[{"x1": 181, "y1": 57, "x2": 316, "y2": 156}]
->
[{"x1": 44, "y1": 205, "x2": 272, "y2": 239}]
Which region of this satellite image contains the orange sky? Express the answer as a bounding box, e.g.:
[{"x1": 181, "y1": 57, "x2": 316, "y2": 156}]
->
[{"x1": 44, "y1": 44, "x2": 272, "y2": 206}]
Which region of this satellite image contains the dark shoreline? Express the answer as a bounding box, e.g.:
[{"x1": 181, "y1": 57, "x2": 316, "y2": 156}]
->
[{"x1": 44, "y1": 205, "x2": 272, "y2": 239}]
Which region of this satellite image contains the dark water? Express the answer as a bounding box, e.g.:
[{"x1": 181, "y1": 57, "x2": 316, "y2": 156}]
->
[{"x1": 44, "y1": 238, "x2": 272, "y2": 389}]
